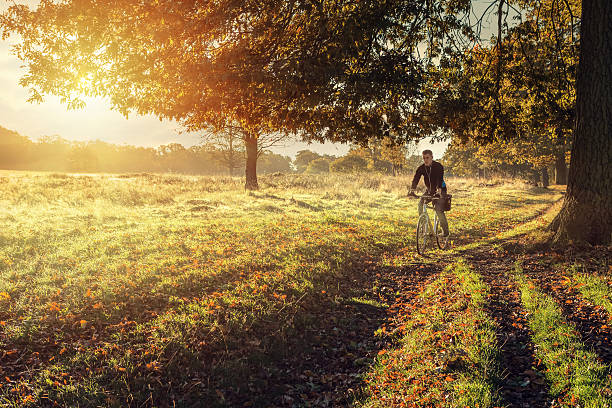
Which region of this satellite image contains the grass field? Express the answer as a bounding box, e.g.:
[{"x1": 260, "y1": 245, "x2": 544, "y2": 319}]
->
[{"x1": 1, "y1": 171, "x2": 610, "y2": 407}]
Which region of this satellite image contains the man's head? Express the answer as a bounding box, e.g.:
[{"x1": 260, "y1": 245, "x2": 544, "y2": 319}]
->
[{"x1": 422, "y1": 150, "x2": 433, "y2": 167}]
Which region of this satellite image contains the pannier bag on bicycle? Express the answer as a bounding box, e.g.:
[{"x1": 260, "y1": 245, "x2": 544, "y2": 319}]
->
[{"x1": 435, "y1": 194, "x2": 452, "y2": 212}]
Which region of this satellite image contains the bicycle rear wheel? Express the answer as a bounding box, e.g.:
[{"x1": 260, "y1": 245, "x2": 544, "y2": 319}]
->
[
  {"x1": 416, "y1": 214, "x2": 430, "y2": 255},
  {"x1": 435, "y1": 215, "x2": 449, "y2": 250}
]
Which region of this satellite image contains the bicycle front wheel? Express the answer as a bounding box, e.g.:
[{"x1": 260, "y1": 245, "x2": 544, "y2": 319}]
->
[
  {"x1": 435, "y1": 215, "x2": 449, "y2": 250},
  {"x1": 416, "y1": 214, "x2": 430, "y2": 255}
]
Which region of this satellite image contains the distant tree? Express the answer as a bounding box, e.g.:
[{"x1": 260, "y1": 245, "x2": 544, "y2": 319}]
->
[
  {"x1": 80, "y1": 141, "x2": 118, "y2": 172},
  {"x1": 404, "y1": 154, "x2": 425, "y2": 175},
  {"x1": 0, "y1": 127, "x2": 244, "y2": 174},
  {"x1": 441, "y1": 141, "x2": 479, "y2": 178},
  {"x1": 108, "y1": 143, "x2": 163, "y2": 173},
  {"x1": 506, "y1": 0, "x2": 577, "y2": 185},
  {"x1": 184, "y1": 145, "x2": 223, "y2": 175},
  {"x1": 0, "y1": 126, "x2": 32, "y2": 170},
  {"x1": 157, "y1": 143, "x2": 193, "y2": 173},
  {"x1": 305, "y1": 158, "x2": 331, "y2": 174},
  {"x1": 68, "y1": 143, "x2": 99, "y2": 172},
  {"x1": 330, "y1": 155, "x2": 368, "y2": 173},
  {"x1": 442, "y1": 138, "x2": 551, "y2": 182},
  {"x1": 96, "y1": 142, "x2": 162, "y2": 173},
  {"x1": 380, "y1": 137, "x2": 409, "y2": 176},
  {"x1": 294, "y1": 150, "x2": 322, "y2": 173},
  {"x1": 351, "y1": 145, "x2": 391, "y2": 174},
  {"x1": 257, "y1": 151, "x2": 292, "y2": 174},
  {"x1": 205, "y1": 124, "x2": 246, "y2": 177},
  {"x1": 31, "y1": 135, "x2": 72, "y2": 171},
  {"x1": 204, "y1": 122, "x2": 293, "y2": 179},
  {"x1": 350, "y1": 139, "x2": 409, "y2": 175}
]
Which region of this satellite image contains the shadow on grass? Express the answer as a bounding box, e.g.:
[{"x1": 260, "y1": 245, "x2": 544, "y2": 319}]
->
[
  {"x1": 182, "y1": 262, "x2": 440, "y2": 407},
  {"x1": 452, "y1": 226, "x2": 612, "y2": 405},
  {"x1": 145, "y1": 262, "x2": 439, "y2": 407},
  {"x1": 8, "y1": 243, "x2": 441, "y2": 407},
  {"x1": 495, "y1": 196, "x2": 560, "y2": 209},
  {"x1": 520, "y1": 250, "x2": 612, "y2": 367}
]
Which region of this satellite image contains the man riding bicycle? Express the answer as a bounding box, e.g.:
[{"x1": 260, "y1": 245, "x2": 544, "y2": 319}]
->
[{"x1": 408, "y1": 149, "x2": 450, "y2": 238}]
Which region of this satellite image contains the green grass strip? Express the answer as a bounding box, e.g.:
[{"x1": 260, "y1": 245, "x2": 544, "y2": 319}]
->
[
  {"x1": 358, "y1": 260, "x2": 500, "y2": 408},
  {"x1": 569, "y1": 266, "x2": 612, "y2": 319},
  {"x1": 513, "y1": 263, "x2": 612, "y2": 407},
  {"x1": 450, "y1": 261, "x2": 501, "y2": 407}
]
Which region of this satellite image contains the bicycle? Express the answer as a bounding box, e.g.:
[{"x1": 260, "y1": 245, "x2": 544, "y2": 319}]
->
[{"x1": 409, "y1": 193, "x2": 450, "y2": 255}]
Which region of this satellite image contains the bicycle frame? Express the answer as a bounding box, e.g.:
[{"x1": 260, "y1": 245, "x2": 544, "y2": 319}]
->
[
  {"x1": 419, "y1": 199, "x2": 439, "y2": 237},
  {"x1": 423, "y1": 202, "x2": 437, "y2": 227},
  {"x1": 414, "y1": 194, "x2": 447, "y2": 255}
]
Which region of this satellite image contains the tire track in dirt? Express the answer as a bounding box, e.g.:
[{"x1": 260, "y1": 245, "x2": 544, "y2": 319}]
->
[
  {"x1": 428, "y1": 200, "x2": 562, "y2": 407},
  {"x1": 466, "y1": 249, "x2": 551, "y2": 408}
]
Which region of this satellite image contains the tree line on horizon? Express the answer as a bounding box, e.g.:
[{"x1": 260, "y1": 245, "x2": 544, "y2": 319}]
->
[
  {"x1": 0, "y1": 126, "x2": 291, "y2": 175},
  {"x1": 0, "y1": 124, "x2": 562, "y2": 185}
]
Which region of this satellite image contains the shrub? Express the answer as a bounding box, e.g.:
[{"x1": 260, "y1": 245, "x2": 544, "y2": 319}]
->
[
  {"x1": 305, "y1": 158, "x2": 331, "y2": 174},
  {"x1": 329, "y1": 155, "x2": 368, "y2": 173}
]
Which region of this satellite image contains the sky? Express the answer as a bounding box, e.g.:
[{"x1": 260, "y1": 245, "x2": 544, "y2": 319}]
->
[
  {"x1": 0, "y1": 38, "x2": 374, "y2": 159},
  {"x1": 0, "y1": 1, "x2": 453, "y2": 161}
]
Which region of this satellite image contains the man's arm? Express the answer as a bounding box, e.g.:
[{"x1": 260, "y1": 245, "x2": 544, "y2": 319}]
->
[{"x1": 410, "y1": 166, "x2": 422, "y2": 191}]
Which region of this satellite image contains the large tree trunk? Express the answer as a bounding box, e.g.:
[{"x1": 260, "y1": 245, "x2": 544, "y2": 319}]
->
[
  {"x1": 550, "y1": 0, "x2": 612, "y2": 245},
  {"x1": 244, "y1": 134, "x2": 259, "y2": 190}
]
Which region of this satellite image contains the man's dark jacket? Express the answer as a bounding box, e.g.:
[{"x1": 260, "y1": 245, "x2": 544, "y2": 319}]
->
[{"x1": 411, "y1": 161, "x2": 447, "y2": 196}]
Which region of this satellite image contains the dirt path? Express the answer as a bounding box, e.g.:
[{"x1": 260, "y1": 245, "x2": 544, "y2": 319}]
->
[
  {"x1": 450, "y1": 204, "x2": 611, "y2": 407},
  {"x1": 521, "y1": 251, "x2": 612, "y2": 365},
  {"x1": 464, "y1": 247, "x2": 551, "y2": 408}
]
